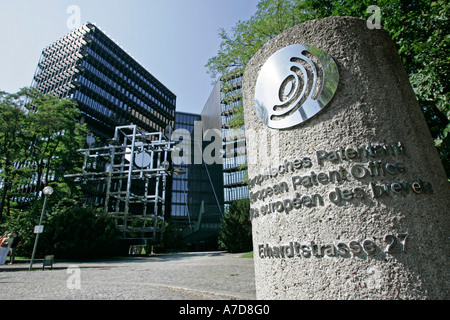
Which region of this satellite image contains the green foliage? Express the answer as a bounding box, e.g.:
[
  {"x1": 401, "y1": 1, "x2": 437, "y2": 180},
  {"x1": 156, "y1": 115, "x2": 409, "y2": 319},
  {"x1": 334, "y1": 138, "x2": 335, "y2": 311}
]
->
[
  {"x1": 206, "y1": 0, "x2": 449, "y2": 177},
  {"x1": 163, "y1": 221, "x2": 185, "y2": 251},
  {"x1": 1, "y1": 202, "x2": 39, "y2": 258},
  {"x1": 205, "y1": 0, "x2": 312, "y2": 81},
  {"x1": 0, "y1": 90, "x2": 32, "y2": 217},
  {"x1": 0, "y1": 87, "x2": 89, "y2": 218},
  {"x1": 42, "y1": 204, "x2": 120, "y2": 259},
  {"x1": 218, "y1": 199, "x2": 253, "y2": 253},
  {"x1": 0, "y1": 87, "x2": 118, "y2": 259},
  {"x1": 1, "y1": 197, "x2": 120, "y2": 260}
]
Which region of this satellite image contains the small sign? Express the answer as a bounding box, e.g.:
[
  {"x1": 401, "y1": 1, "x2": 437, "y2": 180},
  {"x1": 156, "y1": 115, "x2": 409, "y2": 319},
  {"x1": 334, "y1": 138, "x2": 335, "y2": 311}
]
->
[{"x1": 34, "y1": 225, "x2": 44, "y2": 234}]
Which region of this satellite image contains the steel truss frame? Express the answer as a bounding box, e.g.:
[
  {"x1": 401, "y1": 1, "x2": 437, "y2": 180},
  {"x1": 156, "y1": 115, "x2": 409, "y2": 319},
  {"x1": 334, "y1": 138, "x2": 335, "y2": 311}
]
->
[{"x1": 66, "y1": 125, "x2": 175, "y2": 242}]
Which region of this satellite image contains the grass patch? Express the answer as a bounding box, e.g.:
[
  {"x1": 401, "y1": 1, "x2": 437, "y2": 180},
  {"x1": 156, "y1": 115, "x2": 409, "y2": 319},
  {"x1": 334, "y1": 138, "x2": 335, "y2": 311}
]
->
[{"x1": 240, "y1": 251, "x2": 253, "y2": 258}]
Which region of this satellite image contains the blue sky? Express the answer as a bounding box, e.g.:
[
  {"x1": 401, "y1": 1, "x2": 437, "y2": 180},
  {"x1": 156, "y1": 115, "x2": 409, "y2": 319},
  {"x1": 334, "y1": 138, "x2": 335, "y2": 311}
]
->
[{"x1": 0, "y1": 0, "x2": 259, "y2": 114}]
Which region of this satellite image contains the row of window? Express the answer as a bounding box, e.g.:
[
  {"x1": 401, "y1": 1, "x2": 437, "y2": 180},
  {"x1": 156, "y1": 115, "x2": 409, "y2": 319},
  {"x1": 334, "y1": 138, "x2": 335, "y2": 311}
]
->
[
  {"x1": 172, "y1": 178, "x2": 213, "y2": 193},
  {"x1": 76, "y1": 75, "x2": 121, "y2": 108},
  {"x1": 81, "y1": 60, "x2": 121, "y2": 94},
  {"x1": 172, "y1": 178, "x2": 188, "y2": 191},
  {"x1": 221, "y1": 87, "x2": 242, "y2": 100},
  {"x1": 223, "y1": 155, "x2": 247, "y2": 170},
  {"x1": 222, "y1": 75, "x2": 243, "y2": 87},
  {"x1": 91, "y1": 33, "x2": 176, "y2": 106},
  {"x1": 171, "y1": 204, "x2": 204, "y2": 219},
  {"x1": 224, "y1": 170, "x2": 247, "y2": 186},
  {"x1": 84, "y1": 46, "x2": 120, "y2": 81},
  {"x1": 130, "y1": 109, "x2": 165, "y2": 133},
  {"x1": 222, "y1": 113, "x2": 242, "y2": 126},
  {"x1": 222, "y1": 127, "x2": 245, "y2": 141},
  {"x1": 72, "y1": 90, "x2": 115, "y2": 118},
  {"x1": 171, "y1": 204, "x2": 189, "y2": 217},
  {"x1": 75, "y1": 74, "x2": 169, "y2": 132},
  {"x1": 175, "y1": 113, "x2": 201, "y2": 125},
  {"x1": 221, "y1": 99, "x2": 242, "y2": 114},
  {"x1": 224, "y1": 185, "x2": 249, "y2": 203},
  {"x1": 223, "y1": 145, "x2": 246, "y2": 161},
  {"x1": 172, "y1": 191, "x2": 188, "y2": 204},
  {"x1": 85, "y1": 45, "x2": 174, "y2": 118},
  {"x1": 223, "y1": 137, "x2": 246, "y2": 148},
  {"x1": 174, "y1": 123, "x2": 195, "y2": 134}
]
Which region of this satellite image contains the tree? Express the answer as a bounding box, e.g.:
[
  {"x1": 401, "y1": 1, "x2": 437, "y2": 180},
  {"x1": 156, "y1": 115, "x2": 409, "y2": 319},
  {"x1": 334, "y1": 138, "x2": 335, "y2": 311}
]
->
[
  {"x1": 0, "y1": 90, "x2": 29, "y2": 217},
  {"x1": 218, "y1": 199, "x2": 252, "y2": 253},
  {"x1": 395, "y1": 1, "x2": 449, "y2": 176},
  {"x1": 206, "y1": 0, "x2": 449, "y2": 177},
  {"x1": 24, "y1": 88, "x2": 88, "y2": 194},
  {"x1": 0, "y1": 88, "x2": 88, "y2": 218},
  {"x1": 205, "y1": 0, "x2": 312, "y2": 81}
]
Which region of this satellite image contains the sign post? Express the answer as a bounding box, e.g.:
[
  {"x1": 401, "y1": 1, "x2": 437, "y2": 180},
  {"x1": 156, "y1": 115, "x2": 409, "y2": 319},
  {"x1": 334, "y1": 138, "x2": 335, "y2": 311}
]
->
[{"x1": 29, "y1": 186, "x2": 53, "y2": 271}]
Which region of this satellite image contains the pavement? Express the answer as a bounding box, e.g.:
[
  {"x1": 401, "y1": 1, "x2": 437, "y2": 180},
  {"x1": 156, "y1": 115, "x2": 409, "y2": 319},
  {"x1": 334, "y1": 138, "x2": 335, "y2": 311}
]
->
[{"x1": 0, "y1": 251, "x2": 257, "y2": 300}]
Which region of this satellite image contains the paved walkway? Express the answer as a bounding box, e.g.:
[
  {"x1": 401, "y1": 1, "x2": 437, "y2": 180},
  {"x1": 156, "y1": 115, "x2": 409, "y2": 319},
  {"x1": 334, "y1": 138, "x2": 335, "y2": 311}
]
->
[{"x1": 0, "y1": 252, "x2": 256, "y2": 300}]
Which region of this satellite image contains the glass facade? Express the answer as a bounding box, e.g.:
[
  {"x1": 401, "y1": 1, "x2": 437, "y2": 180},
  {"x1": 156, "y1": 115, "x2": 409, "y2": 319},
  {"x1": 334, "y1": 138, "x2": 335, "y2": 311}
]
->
[
  {"x1": 171, "y1": 112, "x2": 224, "y2": 249},
  {"x1": 171, "y1": 112, "x2": 204, "y2": 223},
  {"x1": 32, "y1": 22, "x2": 176, "y2": 140},
  {"x1": 203, "y1": 73, "x2": 249, "y2": 210}
]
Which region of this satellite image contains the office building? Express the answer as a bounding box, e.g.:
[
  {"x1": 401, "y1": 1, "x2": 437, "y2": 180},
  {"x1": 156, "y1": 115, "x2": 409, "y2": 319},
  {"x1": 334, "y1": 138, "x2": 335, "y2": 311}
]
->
[
  {"x1": 28, "y1": 23, "x2": 177, "y2": 244},
  {"x1": 32, "y1": 22, "x2": 176, "y2": 140}
]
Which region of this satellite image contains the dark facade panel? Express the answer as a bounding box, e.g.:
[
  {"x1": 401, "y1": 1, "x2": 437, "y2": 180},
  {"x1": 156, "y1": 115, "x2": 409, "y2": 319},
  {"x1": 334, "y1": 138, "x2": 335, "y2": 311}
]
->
[{"x1": 171, "y1": 112, "x2": 224, "y2": 227}]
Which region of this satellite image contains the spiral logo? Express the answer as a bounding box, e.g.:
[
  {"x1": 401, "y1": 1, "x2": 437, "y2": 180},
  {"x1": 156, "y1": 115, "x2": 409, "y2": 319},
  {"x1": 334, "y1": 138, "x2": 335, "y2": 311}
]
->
[{"x1": 255, "y1": 44, "x2": 339, "y2": 129}]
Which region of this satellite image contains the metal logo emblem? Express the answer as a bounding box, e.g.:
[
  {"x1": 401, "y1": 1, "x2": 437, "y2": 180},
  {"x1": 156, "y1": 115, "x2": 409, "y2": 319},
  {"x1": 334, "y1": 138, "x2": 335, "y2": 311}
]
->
[{"x1": 255, "y1": 44, "x2": 339, "y2": 129}]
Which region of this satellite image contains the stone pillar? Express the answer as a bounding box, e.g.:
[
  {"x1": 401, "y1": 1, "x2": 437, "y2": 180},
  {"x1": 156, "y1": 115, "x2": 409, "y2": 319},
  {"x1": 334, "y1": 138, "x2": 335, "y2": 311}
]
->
[{"x1": 243, "y1": 17, "x2": 449, "y2": 300}]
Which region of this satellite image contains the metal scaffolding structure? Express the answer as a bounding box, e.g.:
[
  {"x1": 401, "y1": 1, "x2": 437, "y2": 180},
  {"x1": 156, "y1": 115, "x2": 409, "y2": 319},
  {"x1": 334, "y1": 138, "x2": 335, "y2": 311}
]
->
[{"x1": 66, "y1": 125, "x2": 175, "y2": 242}]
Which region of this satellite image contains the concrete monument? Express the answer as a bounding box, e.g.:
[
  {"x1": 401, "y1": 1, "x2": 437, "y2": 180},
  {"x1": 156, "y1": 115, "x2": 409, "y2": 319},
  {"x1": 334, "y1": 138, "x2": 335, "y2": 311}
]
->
[{"x1": 243, "y1": 16, "x2": 449, "y2": 299}]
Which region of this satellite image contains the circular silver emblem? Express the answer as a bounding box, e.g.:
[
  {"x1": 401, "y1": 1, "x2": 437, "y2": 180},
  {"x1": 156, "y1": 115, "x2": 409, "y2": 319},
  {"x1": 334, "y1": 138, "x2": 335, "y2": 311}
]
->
[
  {"x1": 134, "y1": 151, "x2": 152, "y2": 168},
  {"x1": 254, "y1": 44, "x2": 339, "y2": 129}
]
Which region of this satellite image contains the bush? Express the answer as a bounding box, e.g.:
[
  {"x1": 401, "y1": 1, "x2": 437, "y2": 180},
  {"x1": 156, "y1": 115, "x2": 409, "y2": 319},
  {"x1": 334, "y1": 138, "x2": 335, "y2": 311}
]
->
[
  {"x1": 2, "y1": 198, "x2": 120, "y2": 260},
  {"x1": 42, "y1": 205, "x2": 120, "y2": 259},
  {"x1": 218, "y1": 199, "x2": 253, "y2": 253},
  {"x1": 163, "y1": 221, "x2": 186, "y2": 251}
]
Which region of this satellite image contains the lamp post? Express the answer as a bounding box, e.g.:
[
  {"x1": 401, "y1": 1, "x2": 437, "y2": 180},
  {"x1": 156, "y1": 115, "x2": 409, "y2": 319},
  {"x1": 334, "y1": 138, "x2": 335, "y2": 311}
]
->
[{"x1": 29, "y1": 186, "x2": 54, "y2": 271}]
